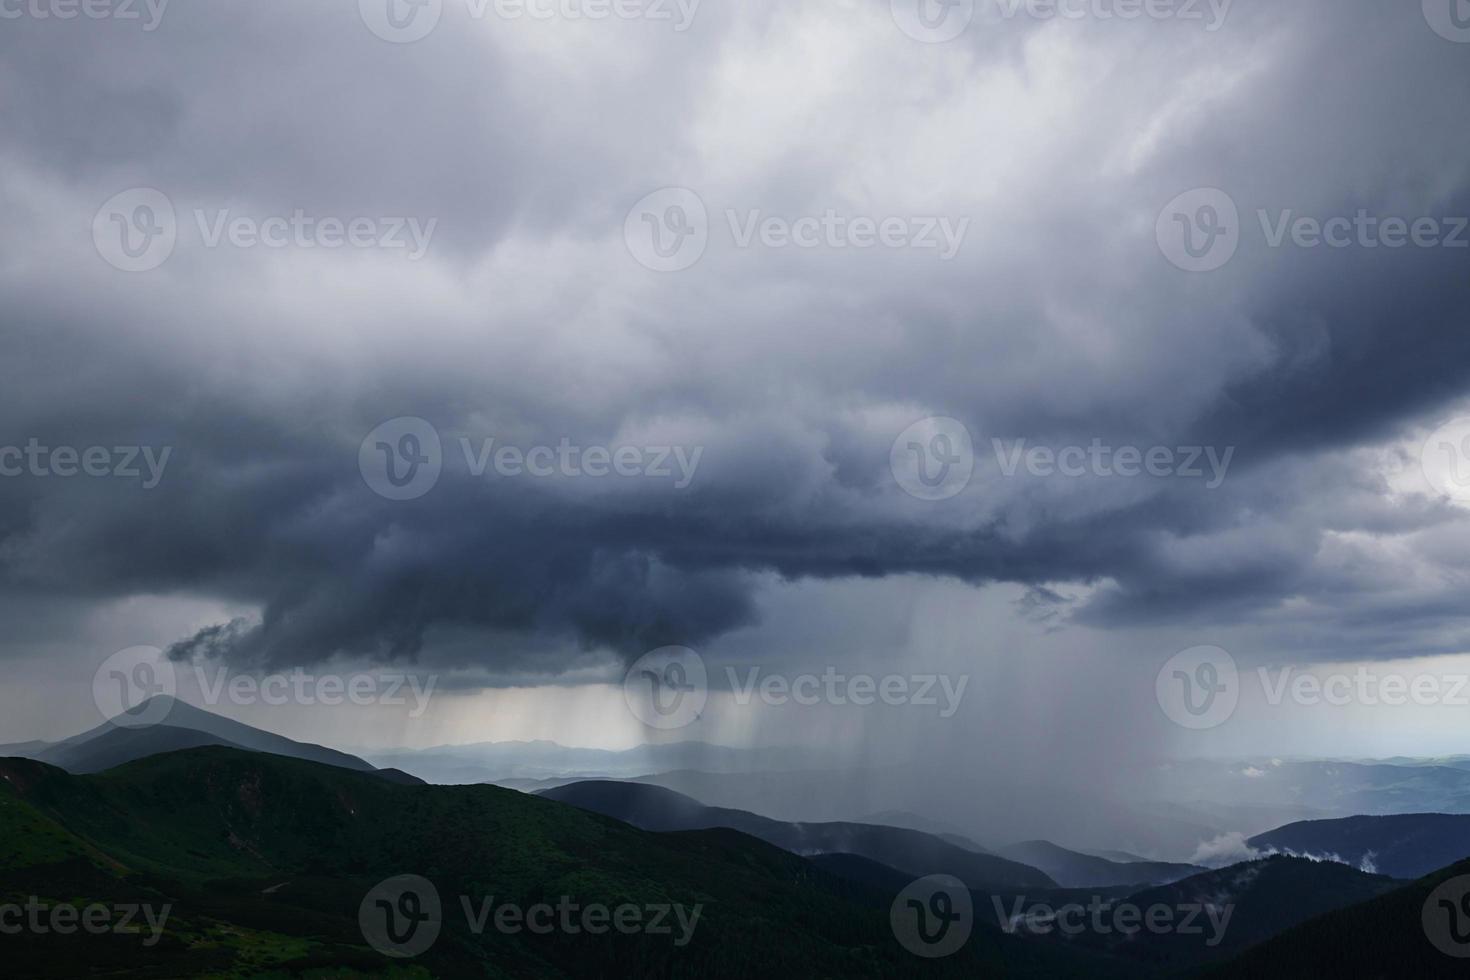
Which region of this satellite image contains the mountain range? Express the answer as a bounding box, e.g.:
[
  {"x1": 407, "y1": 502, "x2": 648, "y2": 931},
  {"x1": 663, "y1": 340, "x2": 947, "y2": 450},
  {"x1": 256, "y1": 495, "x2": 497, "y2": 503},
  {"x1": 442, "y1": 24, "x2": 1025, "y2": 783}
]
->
[
  {"x1": 1214, "y1": 856, "x2": 1470, "y2": 977},
  {"x1": 541, "y1": 779, "x2": 1057, "y2": 890},
  {"x1": 0, "y1": 746, "x2": 1109, "y2": 978},
  {"x1": 364, "y1": 739, "x2": 839, "y2": 785},
  {"x1": 0, "y1": 696, "x2": 421, "y2": 784},
  {"x1": 1156, "y1": 759, "x2": 1470, "y2": 821},
  {"x1": 1249, "y1": 813, "x2": 1470, "y2": 878},
  {"x1": 7, "y1": 703, "x2": 1470, "y2": 975},
  {"x1": 995, "y1": 839, "x2": 1202, "y2": 888}
]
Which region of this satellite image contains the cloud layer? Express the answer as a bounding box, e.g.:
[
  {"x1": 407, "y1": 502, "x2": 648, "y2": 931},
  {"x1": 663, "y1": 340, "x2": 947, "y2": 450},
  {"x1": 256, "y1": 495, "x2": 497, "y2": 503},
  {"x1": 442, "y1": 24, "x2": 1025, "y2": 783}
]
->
[{"x1": 2, "y1": 0, "x2": 1469, "y2": 677}]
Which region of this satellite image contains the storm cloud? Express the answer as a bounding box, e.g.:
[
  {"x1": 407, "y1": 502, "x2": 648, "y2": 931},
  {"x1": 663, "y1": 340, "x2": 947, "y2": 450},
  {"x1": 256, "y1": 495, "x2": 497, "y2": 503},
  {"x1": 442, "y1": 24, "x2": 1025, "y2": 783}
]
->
[{"x1": 2, "y1": 0, "x2": 1469, "y2": 678}]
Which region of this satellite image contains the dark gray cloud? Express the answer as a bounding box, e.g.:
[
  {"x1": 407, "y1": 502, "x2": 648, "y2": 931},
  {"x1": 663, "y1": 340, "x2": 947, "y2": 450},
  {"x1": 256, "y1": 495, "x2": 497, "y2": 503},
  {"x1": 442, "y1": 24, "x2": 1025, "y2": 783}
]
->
[{"x1": 2, "y1": 0, "x2": 1469, "y2": 678}]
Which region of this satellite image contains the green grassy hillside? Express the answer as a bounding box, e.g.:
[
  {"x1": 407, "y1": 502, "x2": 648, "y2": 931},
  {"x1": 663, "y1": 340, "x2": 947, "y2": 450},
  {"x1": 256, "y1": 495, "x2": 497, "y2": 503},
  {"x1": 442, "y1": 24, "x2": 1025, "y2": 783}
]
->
[{"x1": 0, "y1": 747, "x2": 1118, "y2": 978}]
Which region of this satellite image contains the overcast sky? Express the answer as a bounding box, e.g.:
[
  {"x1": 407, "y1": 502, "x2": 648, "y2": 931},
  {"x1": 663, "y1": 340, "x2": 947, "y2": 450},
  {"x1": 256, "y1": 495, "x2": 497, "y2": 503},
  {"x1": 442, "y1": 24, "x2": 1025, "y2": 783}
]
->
[{"x1": 2, "y1": 0, "x2": 1470, "y2": 769}]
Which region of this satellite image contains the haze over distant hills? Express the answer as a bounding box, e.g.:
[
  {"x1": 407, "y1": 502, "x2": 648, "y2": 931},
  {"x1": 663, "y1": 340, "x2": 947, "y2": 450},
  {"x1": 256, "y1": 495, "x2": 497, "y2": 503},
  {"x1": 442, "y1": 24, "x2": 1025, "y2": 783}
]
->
[
  {"x1": 612, "y1": 766, "x2": 1229, "y2": 859},
  {"x1": 546, "y1": 779, "x2": 1217, "y2": 891},
  {"x1": 541, "y1": 779, "x2": 1057, "y2": 890},
  {"x1": 352, "y1": 741, "x2": 1470, "y2": 865},
  {"x1": 363, "y1": 739, "x2": 840, "y2": 785},
  {"x1": 1156, "y1": 759, "x2": 1470, "y2": 820},
  {"x1": 996, "y1": 840, "x2": 1202, "y2": 889},
  {"x1": 5, "y1": 708, "x2": 1470, "y2": 975}
]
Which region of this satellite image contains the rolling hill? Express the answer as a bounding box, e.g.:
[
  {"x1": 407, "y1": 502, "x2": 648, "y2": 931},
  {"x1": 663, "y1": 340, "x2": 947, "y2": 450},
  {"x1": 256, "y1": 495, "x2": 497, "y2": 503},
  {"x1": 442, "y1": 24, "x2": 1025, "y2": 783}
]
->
[
  {"x1": 0, "y1": 747, "x2": 1117, "y2": 978},
  {"x1": 1077, "y1": 856, "x2": 1399, "y2": 969},
  {"x1": 3, "y1": 696, "x2": 421, "y2": 784},
  {"x1": 1248, "y1": 813, "x2": 1470, "y2": 878},
  {"x1": 1214, "y1": 856, "x2": 1470, "y2": 977},
  {"x1": 996, "y1": 840, "x2": 1202, "y2": 888},
  {"x1": 365, "y1": 739, "x2": 837, "y2": 785},
  {"x1": 540, "y1": 779, "x2": 1056, "y2": 890}
]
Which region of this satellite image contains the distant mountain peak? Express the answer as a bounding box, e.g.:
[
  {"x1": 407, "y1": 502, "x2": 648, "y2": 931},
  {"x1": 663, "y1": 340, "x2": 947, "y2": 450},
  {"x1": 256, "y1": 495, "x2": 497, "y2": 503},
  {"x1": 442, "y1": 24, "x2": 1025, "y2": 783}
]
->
[{"x1": 8, "y1": 696, "x2": 421, "y2": 784}]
